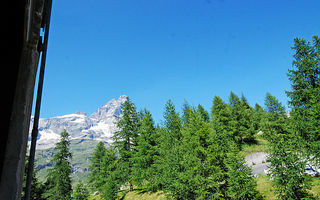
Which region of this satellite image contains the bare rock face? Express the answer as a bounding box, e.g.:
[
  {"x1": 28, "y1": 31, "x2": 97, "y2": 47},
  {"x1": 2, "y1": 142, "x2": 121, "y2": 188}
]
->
[{"x1": 30, "y1": 95, "x2": 127, "y2": 149}]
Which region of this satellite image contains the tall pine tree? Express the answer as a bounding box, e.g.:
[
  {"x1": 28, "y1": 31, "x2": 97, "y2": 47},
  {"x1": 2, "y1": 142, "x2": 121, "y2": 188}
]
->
[
  {"x1": 88, "y1": 141, "x2": 106, "y2": 191},
  {"x1": 211, "y1": 95, "x2": 234, "y2": 143},
  {"x1": 252, "y1": 103, "x2": 265, "y2": 132},
  {"x1": 43, "y1": 130, "x2": 72, "y2": 200},
  {"x1": 100, "y1": 147, "x2": 119, "y2": 200},
  {"x1": 228, "y1": 92, "x2": 255, "y2": 146},
  {"x1": 112, "y1": 96, "x2": 139, "y2": 191},
  {"x1": 175, "y1": 106, "x2": 224, "y2": 199},
  {"x1": 132, "y1": 109, "x2": 158, "y2": 188},
  {"x1": 264, "y1": 93, "x2": 312, "y2": 199},
  {"x1": 286, "y1": 35, "x2": 320, "y2": 165},
  {"x1": 154, "y1": 100, "x2": 183, "y2": 194},
  {"x1": 225, "y1": 145, "x2": 262, "y2": 200}
]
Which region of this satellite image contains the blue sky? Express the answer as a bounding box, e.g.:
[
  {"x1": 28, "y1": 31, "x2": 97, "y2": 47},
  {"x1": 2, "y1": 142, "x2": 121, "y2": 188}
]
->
[{"x1": 38, "y1": 0, "x2": 320, "y2": 123}]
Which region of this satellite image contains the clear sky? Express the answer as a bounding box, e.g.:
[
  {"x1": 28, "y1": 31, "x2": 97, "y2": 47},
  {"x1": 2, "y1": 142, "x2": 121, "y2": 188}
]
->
[{"x1": 38, "y1": 0, "x2": 320, "y2": 123}]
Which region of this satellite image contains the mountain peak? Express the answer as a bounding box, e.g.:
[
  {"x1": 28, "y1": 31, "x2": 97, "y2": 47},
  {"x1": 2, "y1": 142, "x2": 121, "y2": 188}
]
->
[
  {"x1": 73, "y1": 111, "x2": 87, "y2": 116},
  {"x1": 33, "y1": 96, "x2": 127, "y2": 149},
  {"x1": 90, "y1": 95, "x2": 126, "y2": 121},
  {"x1": 119, "y1": 95, "x2": 128, "y2": 101}
]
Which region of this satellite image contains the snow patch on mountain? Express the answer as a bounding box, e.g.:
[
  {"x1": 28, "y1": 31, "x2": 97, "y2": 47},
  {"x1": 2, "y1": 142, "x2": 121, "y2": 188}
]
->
[{"x1": 31, "y1": 95, "x2": 127, "y2": 149}]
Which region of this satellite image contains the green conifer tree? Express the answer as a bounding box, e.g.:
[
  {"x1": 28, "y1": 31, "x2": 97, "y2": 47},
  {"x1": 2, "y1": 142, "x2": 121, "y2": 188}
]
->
[
  {"x1": 229, "y1": 92, "x2": 243, "y2": 145},
  {"x1": 239, "y1": 94, "x2": 255, "y2": 143},
  {"x1": 43, "y1": 130, "x2": 72, "y2": 200},
  {"x1": 211, "y1": 95, "x2": 234, "y2": 142},
  {"x1": 253, "y1": 103, "x2": 265, "y2": 132},
  {"x1": 132, "y1": 109, "x2": 158, "y2": 188},
  {"x1": 286, "y1": 35, "x2": 320, "y2": 164},
  {"x1": 112, "y1": 96, "x2": 139, "y2": 191},
  {"x1": 264, "y1": 93, "x2": 312, "y2": 199},
  {"x1": 174, "y1": 107, "x2": 224, "y2": 199},
  {"x1": 211, "y1": 95, "x2": 261, "y2": 198},
  {"x1": 197, "y1": 104, "x2": 210, "y2": 122},
  {"x1": 225, "y1": 146, "x2": 262, "y2": 200},
  {"x1": 101, "y1": 147, "x2": 119, "y2": 200},
  {"x1": 228, "y1": 92, "x2": 255, "y2": 145},
  {"x1": 88, "y1": 141, "x2": 106, "y2": 191},
  {"x1": 154, "y1": 100, "x2": 182, "y2": 193}
]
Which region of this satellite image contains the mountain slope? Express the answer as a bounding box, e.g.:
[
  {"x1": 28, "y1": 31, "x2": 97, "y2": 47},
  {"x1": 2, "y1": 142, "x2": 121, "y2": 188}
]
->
[
  {"x1": 31, "y1": 95, "x2": 127, "y2": 182},
  {"x1": 30, "y1": 95, "x2": 127, "y2": 149}
]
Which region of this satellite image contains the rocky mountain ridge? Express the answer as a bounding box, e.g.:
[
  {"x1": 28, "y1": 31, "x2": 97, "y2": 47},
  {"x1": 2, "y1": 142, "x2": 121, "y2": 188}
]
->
[{"x1": 30, "y1": 95, "x2": 127, "y2": 149}]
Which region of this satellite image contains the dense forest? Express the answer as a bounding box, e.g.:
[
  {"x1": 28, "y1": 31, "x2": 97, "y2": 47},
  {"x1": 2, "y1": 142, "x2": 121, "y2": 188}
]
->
[{"x1": 23, "y1": 36, "x2": 320, "y2": 200}]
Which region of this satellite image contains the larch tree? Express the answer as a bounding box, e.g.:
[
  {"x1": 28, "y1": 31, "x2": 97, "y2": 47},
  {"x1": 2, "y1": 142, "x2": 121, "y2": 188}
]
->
[
  {"x1": 100, "y1": 147, "x2": 119, "y2": 200},
  {"x1": 154, "y1": 100, "x2": 183, "y2": 194},
  {"x1": 43, "y1": 130, "x2": 73, "y2": 200},
  {"x1": 211, "y1": 96, "x2": 233, "y2": 138},
  {"x1": 238, "y1": 94, "x2": 255, "y2": 143},
  {"x1": 264, "y1": 93, "x2": 312, "y2": 199},
  {"x1": 197, "y1": 104, "x2": 210, "y2": 122},
  {"x1": 88, "y1": 141, "x2": 106, "y2": 191},
  {"x1": 228, "y1": 92, "x2": 255, "y2": 146},
  {"x1": 175, "y1": 107, "x2": 224, "y2": 199},
  {"x1": 286, "y1": 35, "x2": 320, "y2": 165},
  {"x1": 112, "y1": 96, "x2": 139, "y2": 191},
  {"x1": 225, "y1": 145, "x2": 262, "y2": 200},
  {"x1": 252, "y1": 103, "x2": 265, "y2": 132},
  {"x1": 132, "y1": 109, "x2": 158, "y2": 188}
]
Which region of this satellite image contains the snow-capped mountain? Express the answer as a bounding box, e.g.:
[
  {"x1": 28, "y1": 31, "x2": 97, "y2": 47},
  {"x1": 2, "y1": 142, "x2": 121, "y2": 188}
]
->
[{"x1": 30, "y1": 95, "x2": 127, "y2": 149}]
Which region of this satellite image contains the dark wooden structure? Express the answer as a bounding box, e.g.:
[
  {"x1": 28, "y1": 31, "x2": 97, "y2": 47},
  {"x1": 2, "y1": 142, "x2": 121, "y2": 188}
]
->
[{"x1": 1, "y1": 0, "x2": 49, "y2": 199}]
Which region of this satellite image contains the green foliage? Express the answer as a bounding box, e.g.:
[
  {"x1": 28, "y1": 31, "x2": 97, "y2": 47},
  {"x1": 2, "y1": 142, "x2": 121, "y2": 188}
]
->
[
  {"x1": 112, "y1": 96, "x2": 139, "y2": 191},
  {"x1": 264, "y1": 93, "x2": 312, "y2": 200},
  {"x1": 174, "y1": 107, "x2": 224, "y2": 199},
  {"x1": 133, "y1": 109, "x2": 158, "y2": 188},
  {"x1": 211, "y1": 95, "x2": 263, "y2": 199},
  {"x1": 100, "y1": 147, "x2": 119, "y2": 200},
  {"x1": 287, "y1": 36, "x2": 320, "y2": 109},
  {"x1": 163, "y1": 100, "x2": 182, "y2": 138},
  {"x1": 264, "y1": 93, "x2": 285, "y2": 115},
  {"x1": 229, "y1": 92, "x2": 255, "y2": 145},
  {"x1": 197, "y1": 104, "x2": 210, "y2": 122},
  {"x1": 152, "y1": 100, "x2": 183, "y2": 194},
  {"x1": 211, "y1": 93, "x2": 255, "y2": 147},
  {"x1": 240, "y1": 95, "x2": 255, "y2": 140},
  {"x1": 252, "y1": 103, "x2": 265, "y2": 131},
  {"x1": 211, "y1": 95, "x2": 234, "y2": 141},
  {"x1": 225, "y1": 147, "x2": 263, "y2": 200},
  {"x1": 43, "y1": 130, "x2": 73, "y2": 200},
  {"x1": 286, "y1": 35, "x2": 320, "y2": 165},
  {"x1": 88, "y1": 141, "x2": 106, "y2": 191},
  {"x1": 73, "y1": 182, "x2": 89, "y2": 200}
]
